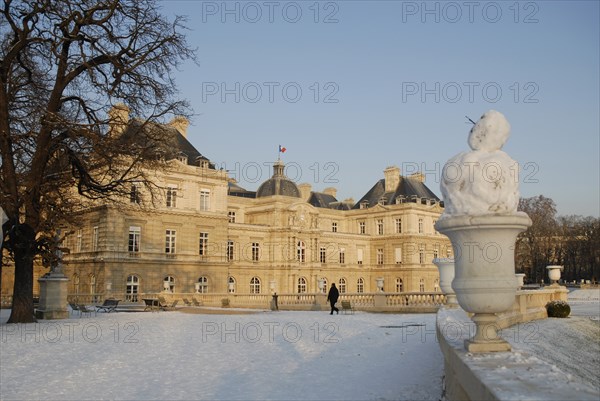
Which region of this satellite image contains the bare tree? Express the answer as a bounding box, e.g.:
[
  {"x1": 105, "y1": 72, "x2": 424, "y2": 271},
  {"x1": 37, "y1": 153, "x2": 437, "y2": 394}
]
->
[
  {"x1": 516, "y1": 195, "x2": 558, "y2": 283},
  {"x1": 0, "y1": 0, "x2": 196, "y2": 323}
]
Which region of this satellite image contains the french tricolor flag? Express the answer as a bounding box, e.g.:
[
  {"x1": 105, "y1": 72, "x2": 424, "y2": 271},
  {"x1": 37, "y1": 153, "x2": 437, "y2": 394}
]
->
[{"x1": 279, "y1": 145, "x2": 287, "y2": 153}]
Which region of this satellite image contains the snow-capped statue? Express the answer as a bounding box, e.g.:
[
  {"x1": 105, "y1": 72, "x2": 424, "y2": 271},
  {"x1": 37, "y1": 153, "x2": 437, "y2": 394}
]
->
[{"x1": 440, "y1": 110, "x2": 520, "y2": 218}]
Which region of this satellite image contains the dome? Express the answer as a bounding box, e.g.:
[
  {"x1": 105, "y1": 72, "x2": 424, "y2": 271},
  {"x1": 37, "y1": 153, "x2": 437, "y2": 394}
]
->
[{"x1": 256, "y1": 161, "x2": 301, "y2": 198}]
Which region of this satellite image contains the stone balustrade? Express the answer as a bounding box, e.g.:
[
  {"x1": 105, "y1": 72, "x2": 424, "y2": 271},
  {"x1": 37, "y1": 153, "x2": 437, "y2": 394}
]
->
[{"x1": 437, "y1": 287, "x2": 596, "y2": 401}]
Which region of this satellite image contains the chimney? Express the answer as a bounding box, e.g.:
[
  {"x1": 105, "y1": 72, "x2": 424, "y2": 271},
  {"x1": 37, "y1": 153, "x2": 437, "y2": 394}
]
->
[
  {"x1": 169, "y1": 116, "x2": 189, "y2": 138},
  {"x1": 298, "y1": 183, "x2": 312, "y2": 201},
  {"x1": 384, "y1": 166, "x2": 401, "y2": 192},
  {"x1": 323, "y1": 187, "x2": 337, "y2": 199},
  {"x1": 409, "y1": 172, "x2": 425, "y2": 183},
  {"x1": 108, "y1": 103, "x2": 129, "y2": 136}
]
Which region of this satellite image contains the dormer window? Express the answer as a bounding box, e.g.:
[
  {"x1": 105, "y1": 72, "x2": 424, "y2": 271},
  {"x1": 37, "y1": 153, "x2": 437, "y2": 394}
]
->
[
  {"x1": 360, "y1": 200, "x2": 369, "y2": 209},
  {"x1": 410, "y1": 195, "x2": 419, "y2": 203},
  {"x1": 195, "y1": 156, "x2": 209, "y2": 168},
  {"x1": 378, "y1": 197, "x2": 386, "y2": 206},
  {"x1": 396, "y1": 196, "x2": 406, "y2": 204},
  {"x1": 177, "y1": 153, "x2": 188, "y2": 164}
]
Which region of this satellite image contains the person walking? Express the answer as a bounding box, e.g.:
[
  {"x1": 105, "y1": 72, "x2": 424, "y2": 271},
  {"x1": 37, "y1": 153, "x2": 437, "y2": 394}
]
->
[{"x1": 327, "y1": 283, "x2": 339, "y2": 315}]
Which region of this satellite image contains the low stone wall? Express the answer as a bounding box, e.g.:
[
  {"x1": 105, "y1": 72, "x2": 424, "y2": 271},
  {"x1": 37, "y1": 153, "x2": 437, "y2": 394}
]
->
[{"x1": 437, "y1": 287, "x2": 596, "y2": 401}]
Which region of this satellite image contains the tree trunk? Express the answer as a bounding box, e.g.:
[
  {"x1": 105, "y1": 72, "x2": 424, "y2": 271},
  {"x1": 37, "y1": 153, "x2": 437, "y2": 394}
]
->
[{"x1": 7, "y1": 225, "x2": 36, "y2": 323}]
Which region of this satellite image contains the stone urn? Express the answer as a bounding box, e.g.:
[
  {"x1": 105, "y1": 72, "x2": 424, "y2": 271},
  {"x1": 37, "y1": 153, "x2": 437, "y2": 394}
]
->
[
  {"x1": 433, "y1": 258, "x2": 457, "y2": 306},
  {"x1": 546, "y1": 265, "x2": 563, "y2": 285},
  {"x1": 435, "y1": 213, "x2": 532, "y2": 352},
  {"x1": 515, "y1": 273, "x2": 525, "y2": 288}
]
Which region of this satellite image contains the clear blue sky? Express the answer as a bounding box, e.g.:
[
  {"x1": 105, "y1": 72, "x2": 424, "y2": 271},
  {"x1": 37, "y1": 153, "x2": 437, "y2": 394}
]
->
[{"x1": 159, "y1": 0, "x2": 599, "y2": 217}]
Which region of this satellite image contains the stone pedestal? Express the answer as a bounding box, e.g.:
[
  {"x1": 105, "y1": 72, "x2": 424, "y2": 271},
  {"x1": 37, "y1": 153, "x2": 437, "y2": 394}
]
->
[
  {"x1": 36, "y1": 272, "x2": 69, "y2": 320},
  {"x1": 435, "y1": 214, "x2": 531, "y2": 353},
  {"x1": 374, "y1": 293, "x2": 387, "y2": 309},
  {"x1": 312, "y1": 294, "x2": 326, "y2": 311}
]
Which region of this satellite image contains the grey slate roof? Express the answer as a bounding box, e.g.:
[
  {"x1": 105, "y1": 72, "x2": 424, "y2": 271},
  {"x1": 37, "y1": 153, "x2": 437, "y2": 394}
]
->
[
  {"x1": 228, "y1": 181, "x2": 257, "y2": 198},
  {"x1": 308, "y1": 192, "x2": 352, "y2": 210},
  {"x1": 352, "y1": 176, "x2": 441, "y2": 209}
]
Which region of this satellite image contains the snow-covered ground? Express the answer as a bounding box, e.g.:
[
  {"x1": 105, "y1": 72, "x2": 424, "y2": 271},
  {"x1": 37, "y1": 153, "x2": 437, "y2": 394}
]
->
[
  {"x1": 503, "y1": 288, "x2": 600, "y2": 393},
  {"x1": 0, "y1": 309, "x2": 443, "y2": 401}
]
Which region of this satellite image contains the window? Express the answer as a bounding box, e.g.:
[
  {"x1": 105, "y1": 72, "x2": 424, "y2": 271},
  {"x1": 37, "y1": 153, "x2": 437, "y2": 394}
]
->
[
  {"x1": 199, "y1": 190, "x2": 210, "y2": 211},
  {"x1": 357, "y1": 248, "x2": 363, "y2": 265},
  {"x1": 446, "y1": 247, "x2": 453, "y2": 258},
  {"x1": 433, "y1": 244, "x2": 439, "y2": 259},
  {"x1": 89, "y1": 274, "x2": 96, "y2": 295},
  {"x1": 360, "y1": 201, "x2": 369, "y2": 209},
  {"x1": 419, "y1": 278, "x2": 425, "y2": 292},
  {"x1": 73, "y1": 274, "x2": 80, "y2": 294},
  {"x1": 434, "y1": 279, "x2": 440, "y2": 292},
  {"x1": 250, "y1": 277, "x2": 261, "y2": 294},
  {"x1": 76, "y1": 229, "x2": 83, "y2": 252},
  {"x1": 164, "y1": 276, "x2": 175, "y2": 292},
  {"x1": 165, "y1": 230, "x2": 176, "y2": 255},
  {"x1": 395, "y1": 247, "x2": 402, "y2": 264},
  {"x1": 227, "y1": 240, "x2": 234, "y2": 261},
  {"x1": 92, "y1": 226, "x2": 99, "y2": 251},
  {"x1": 378, "y1": 197, "x2": 386, "y2": 206},
  {"x1": 419, "y1": 244, "x2": 425, "y2": 264},
  {"x1": 320, "y1": 247, "x2": 326, "y2": 263},
  {"x1": 297, "y1": 241, "x2": 306, "y2": 262},
  {"x1": 418, "y1": 218, "x2": 424, "y2": 234},
  {"x1": 377, "y1": 219, "x2": 384, "y2": 235},
  {"x1": 377, "y1": 248, "x2": 384, "y2": 265},
  {"x1": 339, "y1": 248, "x2": 345, "y2": 264},
  {"x1": 359, "y1": 221, "x2": 366, "y2": 234},
  {"x1": 128, "y1": 226, "x2": 141, "y2": 253},
  {"x1": 228, "y1": 276, "x2": 236, "y2": 293},
  {"x1": 251, "y1": 242, "x2": 260, "y2": 262},
  {"x1": 199, "y1": 232, "x2": 209, "y2": 256},
  {"x1": 396, "y1": 278, "x2": 403, "y2": 292},
  {"x1": 126, "y1": 275, "x2": 139, "y2": 302},
  {"x1": 177, "y1": 154, "x2": 188, "y2": 164},
  {"x1": 297, "y1": 277, "x2": 307, "y2": 293},
  {"x1": 166, "y1": 186, "x2": 177, "y2": 208},
  {"x1": 228, "y1": 211, "x2": 236, "y2": 223},
  {"x1": 332, "y1": 222, "x2": 337, "y2": 232},
  {"x1": 130, "y1": 185, "x2": 140, "y2": 204},
  {"x1": 338, "y1": 278, "x2": 347, "y2": 294},
  {"x1": 357, "y1": 278, "x2": 364, "y2": 293},
  {"x1": 320, "y1": 278, "x2": 328, "y2": 294},
  {"x1": 395, "y1": 218, "x2": 402, "y2": 234},
  {"x1": 197, "y1": 276, "x2": 208, "y2": 293}
]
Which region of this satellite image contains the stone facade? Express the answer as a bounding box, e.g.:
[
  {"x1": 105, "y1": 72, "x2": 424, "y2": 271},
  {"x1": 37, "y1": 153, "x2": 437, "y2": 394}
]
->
[{"x1": 47, "y1": 117, "x2": 452, "y2": 301}]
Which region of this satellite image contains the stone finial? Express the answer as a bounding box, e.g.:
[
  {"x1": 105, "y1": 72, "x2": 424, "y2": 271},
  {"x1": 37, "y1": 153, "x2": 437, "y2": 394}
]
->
[{"x1": 323, "y1": 187, "x2": 337, "y2": 198}]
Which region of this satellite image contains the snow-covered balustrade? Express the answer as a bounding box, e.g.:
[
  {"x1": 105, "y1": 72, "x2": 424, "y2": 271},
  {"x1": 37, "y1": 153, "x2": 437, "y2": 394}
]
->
[{"x1": 436, "y1": 287, "x2": 589, "y2": 401}]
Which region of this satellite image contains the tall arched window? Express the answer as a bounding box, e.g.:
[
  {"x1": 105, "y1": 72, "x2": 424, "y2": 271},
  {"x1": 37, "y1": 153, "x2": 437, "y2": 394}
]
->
[
  {"x1": 89, "y1": 274, "x2": 96, "y2": 294},
  {"x1": 73, "y1": 274, "x2": 80, "y2": 294},
  {"x1": 297, "y1": 241, "x2": 306, "y2": 262},
  {"x1": 228, "y1": 276, "x2": 236, "y2": 293},
  {"x1": 338, "y1": 278, "x2": 347, "y2": 294},
  {"x1": 250, "y1": 277, "x2": 261, "y2": 294},
  {"x1": 419, "y1": 278, "x2": 425, "y2": 292},
  {"x1": 396, "y1": 278, "x2": 403, "y2": 292},
  {"x1": 357, "y1": 277, "x2": 364, "y2": 293},
  {"x1": 163, "y1": 276, "x2": 175, "y2": 292},
  {"x1": 320, "y1": 277, "x2": 328, "y2": 294},
  {"x1": 297, "y1": 277, "x2": 307, "y2": 293},
  {"x1": 126, "y1": 275, "x2": 140, "y2": 302},
  {"x1": 197, "y1": 276, "x2": 208, "y2": 293}
]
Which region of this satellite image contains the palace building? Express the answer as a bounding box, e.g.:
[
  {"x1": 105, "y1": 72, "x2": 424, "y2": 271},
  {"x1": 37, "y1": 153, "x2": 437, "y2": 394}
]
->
[{"x1": 6, "y1": 109, "x2": 452, "y2": 302}]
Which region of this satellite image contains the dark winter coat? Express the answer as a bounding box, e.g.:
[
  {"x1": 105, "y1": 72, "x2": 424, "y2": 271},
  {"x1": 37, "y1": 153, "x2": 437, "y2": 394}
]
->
[{"x1": 327, "y1": 285, "x2": 339, "y2": 303}]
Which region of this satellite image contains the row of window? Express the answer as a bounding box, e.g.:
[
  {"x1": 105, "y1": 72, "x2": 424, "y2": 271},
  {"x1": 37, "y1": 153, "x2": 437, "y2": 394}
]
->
[
  {"x1": 337, "y1": 217, "x2": 438, "y2": 235},
  {"x1": 120, "y1": 275, "x2": 439, "y2": 300},
  {"x1": 130, "y1": 185, "x2": 211, "y2": 211}
]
